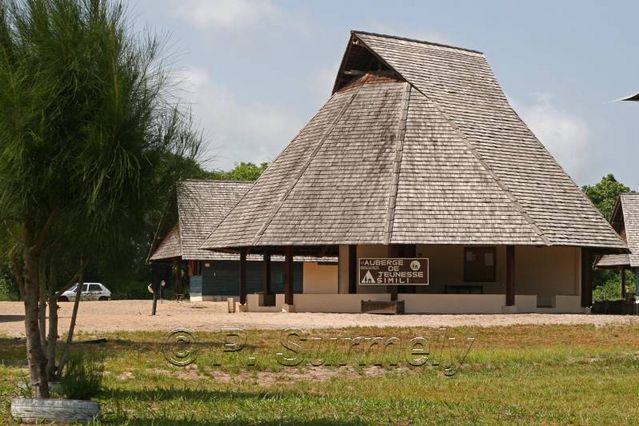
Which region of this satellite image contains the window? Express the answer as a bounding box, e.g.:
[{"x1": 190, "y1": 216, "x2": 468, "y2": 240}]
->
[
  {"x1": 89, "y1": 284, "x2": 101, "y2": 292},
  {"x1": 80, "y1": 284, "x2": 89, "y2": 292},
  {"x1": 464, "y1": 247, "x2": 496, "y2": 282}
]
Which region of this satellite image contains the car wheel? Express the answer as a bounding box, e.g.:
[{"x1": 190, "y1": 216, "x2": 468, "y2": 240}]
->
[
  {"x1": 58, "y1": 296, "x2": 69, "y2": 302},
  {"x1": 98, "y1": 296, "x2": 109, "y2": 301}
]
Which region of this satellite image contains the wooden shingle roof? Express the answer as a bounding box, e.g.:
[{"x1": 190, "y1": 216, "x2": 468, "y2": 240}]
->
[
  {"x1": 149, "y1": 225, "x2": 182, "y2": 261},
  {"x1": 150, "y1": 180, "x2": 253, "y2": 261},
  {"x1": 201, "y1": 31, "x2": 626, "y2": 251},
  {"x1": 597, "y1": 193, "x2": 639, "y2": 268}
]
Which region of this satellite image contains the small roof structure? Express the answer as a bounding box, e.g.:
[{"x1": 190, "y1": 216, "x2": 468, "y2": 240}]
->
[
  {"x1": 150, "y1": 180, "x2": 253, "y2": 261},
  {"x1": 201, "y1": 30, "x2": 625, "y2": 254},
  {"x1": 619, "y1": 93, "x2": 639, "y2": 101},
  {"x1": 597, "y1": 193, "x2": 639, "y2": 268}
]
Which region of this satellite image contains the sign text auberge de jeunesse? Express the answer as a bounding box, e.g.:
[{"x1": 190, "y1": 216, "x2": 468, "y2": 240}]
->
[{"x1": 359, "y1": 258, "x2": 430, "y2": 285}]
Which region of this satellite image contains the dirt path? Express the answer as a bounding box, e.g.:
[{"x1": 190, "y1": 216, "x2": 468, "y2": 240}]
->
[{"x1": 1, "y1": 300, "x2": 639, "y2": 337}]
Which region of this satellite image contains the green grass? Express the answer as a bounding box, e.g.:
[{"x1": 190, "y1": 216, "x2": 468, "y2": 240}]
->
[{"x1": 2, "y1": 324, "x2": 639, "y2": 424}]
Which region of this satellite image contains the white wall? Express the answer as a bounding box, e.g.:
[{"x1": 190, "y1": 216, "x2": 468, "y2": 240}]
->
[
  {"x1": 400, "y1": 294, "x2": 506, "y2": 314},
  {"x1": 515, "y1": 246, "x2": 580, "y2": 307},
  {"x1": 294, "y1": 294, "x2": 390, "y2": 313},
  {"x1": 303, "y1": 262, "x2": 338, "y2": 294}
]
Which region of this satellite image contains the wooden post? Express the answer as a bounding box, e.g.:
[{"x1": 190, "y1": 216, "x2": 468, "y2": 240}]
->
[
  {"x1": 284, "y1": 247, "x2": 294, "y2": 305},
  {"x1": 239, "y1": 248, "x2": 247, "y2": 305},
  {"x1": 389, "y1": 245, "x2": 398, "y2": 302},
  {"x1": 506, "y1": 245, "x2": 515, "y2": 306},
  {"x1": 263, "y1": 248, "x2": 272, "y2": 293},
  {"x1": 174, "y1": 258, "x2": 182, "y2": 299},
  {"x1": 621, "y1": 267, "x2": 627, "y2": 300},
  {"x1": 348, "y1": 245, "x2": 357, "y2": 294},
  {"x1": 581, "y1": 248, "x2": 593, "y2": 307}
]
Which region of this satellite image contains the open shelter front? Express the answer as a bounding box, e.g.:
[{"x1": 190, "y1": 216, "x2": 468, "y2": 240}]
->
[{"x1": 232, "y1": 244, "x2": 591, "y2": 314}]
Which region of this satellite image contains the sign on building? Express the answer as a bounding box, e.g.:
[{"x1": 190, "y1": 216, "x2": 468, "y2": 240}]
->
[{"x1": 359, "y1": 258, "x2": 429, "y2": 285}]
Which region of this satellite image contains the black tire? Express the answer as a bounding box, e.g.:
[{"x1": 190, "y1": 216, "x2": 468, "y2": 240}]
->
[
  {"x1": 58, "y1": 296, "x2": 68, "y2": 302},
  {"x1": 98, "y1": 296, "x2": 109, "y2": 301}
]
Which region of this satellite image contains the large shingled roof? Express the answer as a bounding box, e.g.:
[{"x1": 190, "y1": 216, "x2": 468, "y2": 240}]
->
[
  {"x1": 597, "y1": 193, "x2": 639, "y2": 268},
  {"x1": 201, "y1": 30, "x2": 625, "y2": 252},
  {"x1": 150, "y1": 180, "x2": 253, "y2": 261}
]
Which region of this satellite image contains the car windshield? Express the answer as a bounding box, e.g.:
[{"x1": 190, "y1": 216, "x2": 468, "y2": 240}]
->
[{"x1": 69, "y1": 284, "x2": 89, "y2": 292}]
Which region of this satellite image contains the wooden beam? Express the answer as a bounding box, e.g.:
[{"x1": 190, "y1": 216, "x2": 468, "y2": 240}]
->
[
  {"x1": 174, "y1": 258, "x2": 182, "y2": 296},
  {"x1": 284, "y1": 247, "x2": 294, "y2": 305},
  {"x1": 581, "y1": 248, "x2": 593, "y2": 307},
  {"x1": 263, "y1": 248, "x2": 272, "y2": 295},
  {"x1": 348, "y1": 245, "x2": 357, "y2": 294},
  {"x1": 239, "y1": 248, "x2": 247, "y2": 305},
  {"x1": 506, "y1": 246, "x2": 515, "y2": 306},
  {"x1": 389, "y1": 245, "x2": 399, "y2": 301},
  {"x1": 621, "y1": 267, "x2": 627, "y2": 300}
]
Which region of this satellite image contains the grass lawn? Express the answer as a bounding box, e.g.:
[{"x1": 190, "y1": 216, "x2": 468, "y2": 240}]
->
[{"x1": 2, "y1": 324, "x2": 639, "y2": 424}]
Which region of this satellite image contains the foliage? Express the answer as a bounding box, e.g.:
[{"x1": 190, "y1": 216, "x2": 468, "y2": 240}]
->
[
  {"x1": 582, "y1": 174, "x2": 631, "y2": 220},
  {"x1": 593, "y1": 269, "x2": 636, "y2": 302},
  {"x1": 0, "y1": 0, "x2": 201, "y2": 397},
  {"x1": 60, "y1": 352, "x2": 104, "y2": 400},
  {"x1": 0, "y1": 270, "x2": 18, "y2": 301},
  {"x1": 209, "y1": 161, "x2": 269, "y2": 181}
]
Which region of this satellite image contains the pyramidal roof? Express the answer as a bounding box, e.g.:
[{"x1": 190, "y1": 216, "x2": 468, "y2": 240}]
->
[
  {"x1": 150, "y1": 180, "x2": 253, "y2": 261},
  {"x1": 597, "y1": 193, "x2": 639, "y2": 268},
  {"x1": 202, "y1": 31, "x2": 625, "y2": 252}
]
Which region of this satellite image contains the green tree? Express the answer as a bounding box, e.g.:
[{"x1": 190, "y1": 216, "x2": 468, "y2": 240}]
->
[
  {"x1": 0, "y1": 0, "x2": 200, "y2": 397},
  {"x1": 582, "y1": 174, "x2": 630, "y2": 220},
  {"x1": 210, "y1": 161, "x2": 269, "y2": 181}
]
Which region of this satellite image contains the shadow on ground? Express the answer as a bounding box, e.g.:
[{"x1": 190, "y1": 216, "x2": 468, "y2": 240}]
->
[{"x1": 0, "y1": 315, "x2": 24, "y2": 323}]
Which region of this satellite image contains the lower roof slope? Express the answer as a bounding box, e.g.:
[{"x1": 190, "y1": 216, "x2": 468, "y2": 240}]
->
[
  {"x1": 623, "y1": 194, "x2": 639, "y2": 266},
  {"x1": 150, "y1": 180, "x2": 253, "y2": 261},
  {"x1": 598, "y1": 193, "x2": 639, "y2": 268},
  {"x1": 150, "y1": 225, "x2": 181, "y2": 261},
  {"x1": 202, "y1": 31, "x2": 626, "y2": 251}
]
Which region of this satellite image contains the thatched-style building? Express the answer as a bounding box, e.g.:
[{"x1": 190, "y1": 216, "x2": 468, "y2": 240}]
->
[
  {"x1": 596, "y1": 193, "x2": 639, "y2": 299},
  {"x1": 149, "y1": 180, "x2": 308, "y2": 303},
  {"x1": 201, "y1": 31, "x2": 626, "y2": 313}
]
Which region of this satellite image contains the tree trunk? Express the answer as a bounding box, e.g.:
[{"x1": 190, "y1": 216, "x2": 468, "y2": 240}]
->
[
  {"x1": 47, "y1": 292, "x2": 58, "y2": 381},
  {"x1": 57, "y1": 259, "x2": 84, "y2": 379},
  {"x1": 38, "y1": 257, "x2": 48, "y2": 350},
  {"x1": 46, "y1": 261, "x2": 58, "y2": 381},
  {"x1": 22, "y1": 249, "x2": 50, "y2": 398}
]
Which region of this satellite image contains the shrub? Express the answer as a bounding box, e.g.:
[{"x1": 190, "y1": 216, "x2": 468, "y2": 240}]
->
[
  {"x1": 0, "y1": 275, "x2": 19, "y2": 301},
  {"x1": 60, "y1": 352, "x2": 104, "y2": 400},
  {"x1": 593, "y1": 269, "x2": 636, "y2": 302}
]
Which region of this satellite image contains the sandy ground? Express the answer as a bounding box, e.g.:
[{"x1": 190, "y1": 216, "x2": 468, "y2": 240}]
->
[{"x1": 2, "y1": 300, "x2": 639, "y2": 337}]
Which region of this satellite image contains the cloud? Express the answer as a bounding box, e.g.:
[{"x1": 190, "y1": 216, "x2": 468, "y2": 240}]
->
[
  {"x1": 173, "y1": 68, "x2": 304, "y2": 170},
  {"x1": 309, "y1": 65, "x2": 338, "y2": 102},
  {"x1": 170, "y1": 0, "x2": 288, "y2": 31},
  {"x1": 515, "y1": 93, "x2": 591, "y2": 181}
]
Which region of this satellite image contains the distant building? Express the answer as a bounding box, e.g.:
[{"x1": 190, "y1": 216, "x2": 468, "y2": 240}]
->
[
  {"x1": 596, "y1": 193, "x2": 639, "y2": 298},
  {"x1": 619, "y1": 93, "x2": 639, "y2": 101},
  {"x1": 200, "y1": 31, "x2": 627, "y2": 314},
  {"x1": 149, "y1": 180, "x2": 320, "y2": 303}
]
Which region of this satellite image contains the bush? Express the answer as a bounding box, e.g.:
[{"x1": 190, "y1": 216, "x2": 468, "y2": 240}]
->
[
  {"x1": 593, "y1": 269, "x2": 636, "y2": 302},
  {"x1": 60, "y1": 352, "x2": 104, "y2": 400},
  {"x1": 0, "y1": 274, "x2": 19, "y2": 301},
  {"x1": 109, "y1": 280, "x2": 153, "y2": 300}
]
